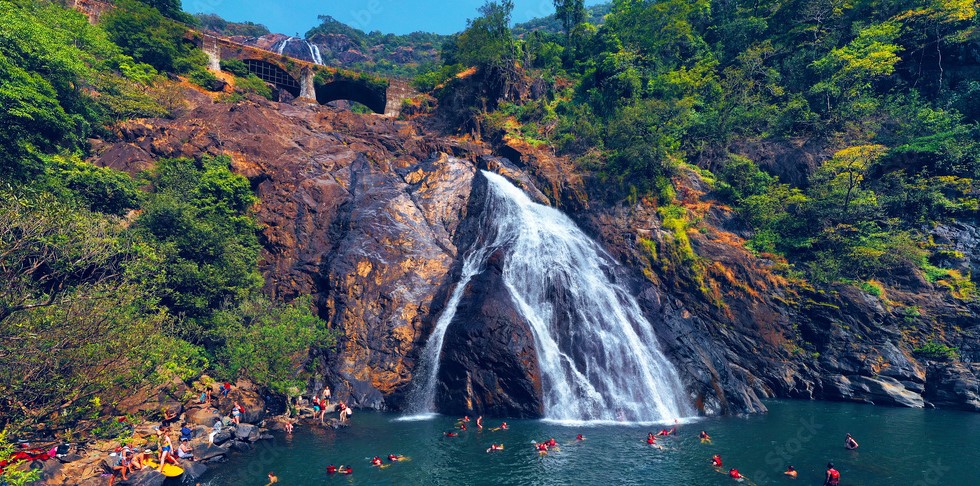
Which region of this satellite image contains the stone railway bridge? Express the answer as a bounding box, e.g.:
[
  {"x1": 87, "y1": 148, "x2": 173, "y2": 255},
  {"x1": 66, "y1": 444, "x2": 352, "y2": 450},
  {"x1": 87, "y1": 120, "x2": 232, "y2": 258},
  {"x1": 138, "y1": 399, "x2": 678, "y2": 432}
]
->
[{"x1": 193, "y1": 33, "x2": 413, "y2": 117}]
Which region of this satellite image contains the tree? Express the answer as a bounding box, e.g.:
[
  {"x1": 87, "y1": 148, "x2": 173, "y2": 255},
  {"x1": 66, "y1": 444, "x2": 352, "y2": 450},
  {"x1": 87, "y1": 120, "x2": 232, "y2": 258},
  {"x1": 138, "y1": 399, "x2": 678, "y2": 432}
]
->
[
  {"x1": 454, "y1": 1, "x2": 516, "y2": 68},
  {"x1": 553, "y1": 0, "x2": 585, "y2": 48}
]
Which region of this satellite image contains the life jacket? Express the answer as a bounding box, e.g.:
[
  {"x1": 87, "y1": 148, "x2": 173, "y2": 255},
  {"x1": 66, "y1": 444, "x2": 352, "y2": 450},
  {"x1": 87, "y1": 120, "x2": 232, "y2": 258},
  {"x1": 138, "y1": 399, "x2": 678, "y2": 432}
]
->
[
  {"x1": 729, "y1": 469, "x2": 742, "y2": 479},
  {"x1": 712, "y1": 456, "x2": 723, "y2": 467},
  {"x1": 327, "y1": 465, "x2": 337, "y2": 474},
  {"x1": 647, "y1": 437, "x2": 655, "y2": 444},
  {"x1": 828, "y1": 468, "x2": 840, "y2": 485}
]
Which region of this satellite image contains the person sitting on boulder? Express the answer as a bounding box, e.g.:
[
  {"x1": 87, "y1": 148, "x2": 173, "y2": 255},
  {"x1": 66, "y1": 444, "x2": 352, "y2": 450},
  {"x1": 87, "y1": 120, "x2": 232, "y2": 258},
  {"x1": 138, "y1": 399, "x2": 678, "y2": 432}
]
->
[
  {"x1": 208, "y1": 419, "x2": 223, "y2": 444},
  {"x1": 221, "y1": 381, "x2": 231, "y2": 398},
  {"x1": 180, "y1": 423, "x2": 193, "y2": 442},
  {"x1": 177, "y1": 440, "x2": 195, "y2": 461},
  {"x1": 161, "y1": 408, "x2": 178, "y2": 427}
]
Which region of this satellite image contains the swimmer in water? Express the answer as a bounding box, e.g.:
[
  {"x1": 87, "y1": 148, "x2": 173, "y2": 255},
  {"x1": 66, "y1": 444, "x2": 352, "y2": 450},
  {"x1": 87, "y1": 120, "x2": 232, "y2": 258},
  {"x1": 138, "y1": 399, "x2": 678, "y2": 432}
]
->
[
  {"x1": 486, "y1": 444, "x2": 504, "y2": 453},
  {"x1": 371, "y1": 456, "x2": 383, "y2": 467},
  {"x1": 729, "y1": 468, "x2": 745, "y2": 481},
  {"x1": 337, "y1": 465, "x2": 352, "y2": 475},
  {"x1": 712, "y1": 454, "x2": 723, "y2": 468},
  {"x1": 784, "y1": 465, "x2": 798, "y2": 478},
  {"x1": 444, "y1": 432, "x2": 458, "y2": 438},
  {"x1": 326, "y1": 465, "x2": 337, "y2": 474},
  {"x1": 576, "y1": 434, "x2": 585, "y2": 441},
  {"x1": 501, "y1": 422, "x2": 508, "y2": 430},
  {"x1": 387, "y1": 454, "x2": 404, "y2": 462},
  {"x1": 845, "y1": 433, "x2": 859, "y2": 450},
  {"x1": 699, "y1": 430, "x2": 711, "y2": 443},
  {"x1": 477, "y1": 416, "x2": 483, "y2": 430}
]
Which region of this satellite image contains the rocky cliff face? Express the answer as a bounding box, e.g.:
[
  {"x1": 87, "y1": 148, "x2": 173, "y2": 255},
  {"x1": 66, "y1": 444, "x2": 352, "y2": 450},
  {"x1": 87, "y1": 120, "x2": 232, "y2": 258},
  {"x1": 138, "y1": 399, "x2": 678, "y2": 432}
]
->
[{"x1": 91, "y1": 84, "x2": 979, "y2": 417}]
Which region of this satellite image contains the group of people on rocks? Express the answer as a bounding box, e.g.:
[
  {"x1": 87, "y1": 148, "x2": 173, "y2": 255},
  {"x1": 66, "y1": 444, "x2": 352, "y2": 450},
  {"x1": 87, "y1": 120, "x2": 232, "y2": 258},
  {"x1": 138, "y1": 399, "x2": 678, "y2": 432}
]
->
[{"x1": 103, "y1": 379, "x2": 256, "y2": 485}]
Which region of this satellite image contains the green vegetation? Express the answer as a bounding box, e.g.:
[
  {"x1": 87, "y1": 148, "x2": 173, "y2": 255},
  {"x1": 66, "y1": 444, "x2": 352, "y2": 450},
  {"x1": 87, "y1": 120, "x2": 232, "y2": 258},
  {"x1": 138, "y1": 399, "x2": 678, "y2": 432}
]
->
[
  {"x1": 425, "y1": 0, "x2": 978, "y2": 298},
  {"x1": 0, "y1": 0, "x2": 336, "y2": 435},
  {"x1": 913, "y1": 341, "x2": 960, "y2": 362},
  {"x1": 304, "y1": 15, "x2": 446, "y2": 78},
  {"x1": 194, "y1": 12, "x2": 270, "y2": 37}
]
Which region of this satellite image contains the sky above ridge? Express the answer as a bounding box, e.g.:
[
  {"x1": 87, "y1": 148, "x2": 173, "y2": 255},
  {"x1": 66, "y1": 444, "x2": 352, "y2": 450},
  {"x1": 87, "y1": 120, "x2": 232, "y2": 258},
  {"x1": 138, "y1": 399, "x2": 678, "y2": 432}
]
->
[{"x1": 189, "y1": 0, "x2": 607, "y2": 37}]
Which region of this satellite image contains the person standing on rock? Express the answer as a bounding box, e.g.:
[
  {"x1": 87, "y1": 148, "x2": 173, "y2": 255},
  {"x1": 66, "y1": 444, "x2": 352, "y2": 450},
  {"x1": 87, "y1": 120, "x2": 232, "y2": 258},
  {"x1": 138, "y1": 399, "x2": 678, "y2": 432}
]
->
[
  {"x1": 323, "y1": 386, "x2": 331, "y2": 408},
  {"x1": 232, "y1": 401, "x2": 244, "y2": 425},
  {"x1": 221, "y1": 381, "x2": 231, "y2": 398},
  {"x1": 157, "y1": 428, "x2": 176, "y2": 472}
]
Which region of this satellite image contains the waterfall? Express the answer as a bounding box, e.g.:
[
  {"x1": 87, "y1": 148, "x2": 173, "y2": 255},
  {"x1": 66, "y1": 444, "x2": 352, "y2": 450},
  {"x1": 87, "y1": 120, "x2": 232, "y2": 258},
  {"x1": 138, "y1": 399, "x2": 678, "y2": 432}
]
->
[
  {"x1": 406, "y1": 171, "x2": 690, "y2": 422},
  {"x1": 273, "y1": 37, "x2": 323, "y2": 65},
  {"x1": 275, "y1": 37, "x2": 291, "y2": 55},
  {"x1": 310, "y1": 43, "x2": 324, "y2": 65}
]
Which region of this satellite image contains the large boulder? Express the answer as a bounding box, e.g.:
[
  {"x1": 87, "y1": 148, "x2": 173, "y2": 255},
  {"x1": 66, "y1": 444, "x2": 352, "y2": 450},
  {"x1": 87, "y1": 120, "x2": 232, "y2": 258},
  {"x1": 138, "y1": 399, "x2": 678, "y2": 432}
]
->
[
  {"x1": 193, "y1": 444, "x2": 227, "y2": 461},
  {"x1": 233, "y1": 423, "x2": 258, "y2": 441},
  {"x1": 182, "y1": 461, "x2": 209, "y2": 479},
  {"x1": 126, "y1": 468, "x2": 167, "y2": 486},
  {"x1": 184, "y1": 406, "x2": 221, "y2": 427},
  {"x1": 925, "y1": 363, "x2": 980, "y2": 411}
]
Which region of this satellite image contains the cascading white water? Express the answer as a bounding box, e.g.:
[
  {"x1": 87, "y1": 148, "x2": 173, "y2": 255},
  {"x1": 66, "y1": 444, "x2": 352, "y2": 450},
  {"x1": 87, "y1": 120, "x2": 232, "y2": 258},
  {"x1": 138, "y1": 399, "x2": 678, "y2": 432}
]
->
[
  {"x1": 275, "y1": 37, "x2": 291, "y2": 55},
  {"x1": 310, "y1": 44, "x2": 324, "y2": 65},
  {"x1": 407, "y1": 171, "x2": 690, "y2": 422},
  {"x1": 273, "y1": 37, "x2": 323, "y2": 65}
]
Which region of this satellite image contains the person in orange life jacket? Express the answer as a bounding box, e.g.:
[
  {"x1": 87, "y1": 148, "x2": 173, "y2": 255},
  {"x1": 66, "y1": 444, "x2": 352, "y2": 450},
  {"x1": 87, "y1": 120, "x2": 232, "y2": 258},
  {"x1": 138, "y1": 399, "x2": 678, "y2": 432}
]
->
[
  {"x1": 711, "y1": 454, "x2": 723, "y2": 467},
  {"x1": 824, "y1": 462, "x2": 841, "y2": 486},
  {"x1": 371, "y1": 456, "x2": 383, "y2": 467},
  {"x1": 729, "y1": 468, "x2": 744, "y2": 480}
]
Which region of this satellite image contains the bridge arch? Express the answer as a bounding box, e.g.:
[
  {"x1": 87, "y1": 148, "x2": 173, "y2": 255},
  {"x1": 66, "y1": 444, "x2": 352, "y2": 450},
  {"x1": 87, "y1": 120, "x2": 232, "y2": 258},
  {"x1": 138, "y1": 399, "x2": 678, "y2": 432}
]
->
[{"x1": 313, "y1": 78, "x2": 387, "y2": 114}]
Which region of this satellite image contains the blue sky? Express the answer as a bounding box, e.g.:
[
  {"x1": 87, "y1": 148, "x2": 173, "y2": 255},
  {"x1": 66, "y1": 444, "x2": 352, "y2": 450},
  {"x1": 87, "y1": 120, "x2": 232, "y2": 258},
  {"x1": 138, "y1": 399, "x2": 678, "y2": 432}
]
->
[{"x1": 187, "y1": 0, "x2": 606, "y2": 37}]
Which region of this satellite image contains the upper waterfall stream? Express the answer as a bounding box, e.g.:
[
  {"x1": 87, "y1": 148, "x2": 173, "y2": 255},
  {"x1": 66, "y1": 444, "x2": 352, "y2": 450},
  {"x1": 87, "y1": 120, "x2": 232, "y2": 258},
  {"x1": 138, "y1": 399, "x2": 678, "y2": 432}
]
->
[{"x1": 408, "y1": 171, "x2": 690, "y2": 422}]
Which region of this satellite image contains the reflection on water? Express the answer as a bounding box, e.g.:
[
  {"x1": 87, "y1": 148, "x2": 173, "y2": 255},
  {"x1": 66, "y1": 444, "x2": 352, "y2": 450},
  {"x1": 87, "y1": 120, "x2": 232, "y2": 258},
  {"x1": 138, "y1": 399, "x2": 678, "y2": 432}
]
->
[{"x1": 200, "y1": 400, "x2": 980, "y2": 485}]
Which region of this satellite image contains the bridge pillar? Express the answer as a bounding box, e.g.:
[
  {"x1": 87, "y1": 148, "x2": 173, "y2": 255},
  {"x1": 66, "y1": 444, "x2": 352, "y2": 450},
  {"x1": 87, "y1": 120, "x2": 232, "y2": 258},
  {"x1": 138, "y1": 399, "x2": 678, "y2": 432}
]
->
[
  {"x1": 298, "y1": 68, "x2": 317, "y2": 103},
  {"x1": 203, "y1": 35, "x2": 221, "y2": 72}
]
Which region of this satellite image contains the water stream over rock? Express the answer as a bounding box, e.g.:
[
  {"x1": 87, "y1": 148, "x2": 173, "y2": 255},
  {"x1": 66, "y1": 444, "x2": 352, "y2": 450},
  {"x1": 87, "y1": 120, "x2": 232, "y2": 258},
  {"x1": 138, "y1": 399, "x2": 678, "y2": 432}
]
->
[{"x1": 408, "y1": 171, "x2": 690, "y2": 422}]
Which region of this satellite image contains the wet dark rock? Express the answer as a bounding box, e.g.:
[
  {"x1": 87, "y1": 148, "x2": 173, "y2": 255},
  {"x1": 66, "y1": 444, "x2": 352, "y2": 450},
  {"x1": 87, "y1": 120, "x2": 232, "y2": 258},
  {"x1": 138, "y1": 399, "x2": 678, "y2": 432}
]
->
[
  {"x1": 233, "y1": 423, "x2": 257, "y2": 441},
  {"x1": 182, "y1": 461, "x2": 208, "y2": 479},
  {"x1": 436, "y1": 248, "x2": 544, "y2": 417},
  {"x1": 193, "y1": 444, "x2": 227, "y2": 461},
  {"x1": 125, "y1": 468, "x2": 167, "y2": 486}
]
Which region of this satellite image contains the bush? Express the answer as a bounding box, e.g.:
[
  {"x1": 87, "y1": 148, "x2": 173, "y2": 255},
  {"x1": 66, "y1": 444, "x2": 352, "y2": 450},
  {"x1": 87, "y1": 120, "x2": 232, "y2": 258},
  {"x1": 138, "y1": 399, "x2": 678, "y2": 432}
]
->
[
  {"x1": 234, "y1": 73, "x2": 274, "y2": 100},
  {"x1": 187, "y1": 68, "x2": 224, "y2": 91},
  {"x1": 220, "y1": 58, "x2": 250, "y2": 77},
  {"x1": 913, "y1": 341, "x2": 959, "y2": 362}
]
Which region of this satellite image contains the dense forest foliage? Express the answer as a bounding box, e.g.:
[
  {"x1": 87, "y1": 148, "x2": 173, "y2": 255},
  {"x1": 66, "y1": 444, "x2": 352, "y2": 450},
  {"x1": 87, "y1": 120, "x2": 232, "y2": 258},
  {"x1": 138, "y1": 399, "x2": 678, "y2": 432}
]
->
[
  {"x1": 423, "y1": 0, "x2": 978, "y2": 296},
  {"x1": 0, "y1": 0, "x2": 333, "y2": 438}
]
